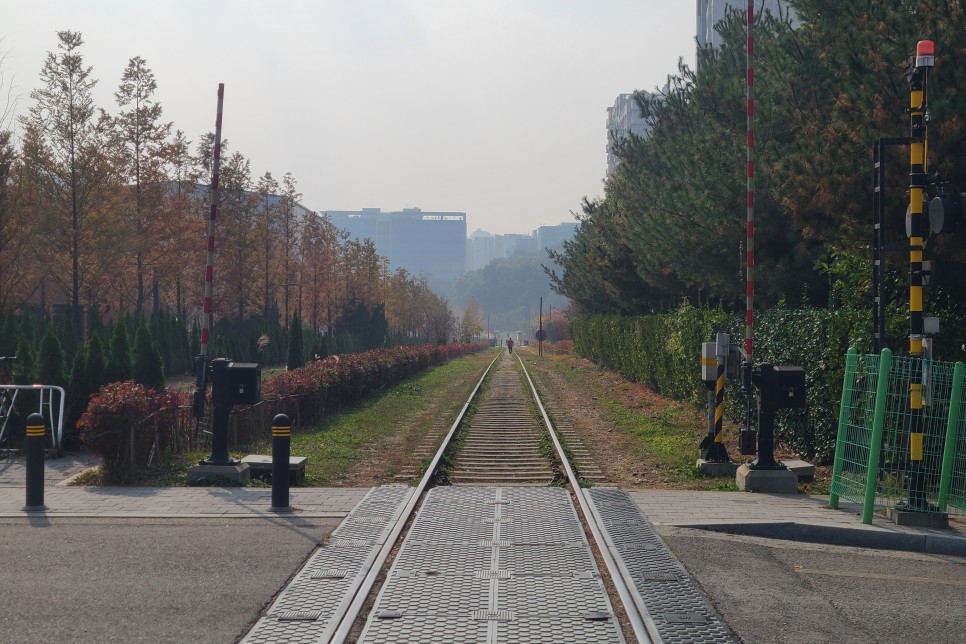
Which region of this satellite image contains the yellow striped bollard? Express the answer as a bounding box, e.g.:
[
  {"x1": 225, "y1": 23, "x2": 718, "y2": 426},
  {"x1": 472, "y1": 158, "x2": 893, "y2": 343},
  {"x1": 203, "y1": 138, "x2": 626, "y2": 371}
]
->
[
  {"x1": 271, "y1": 414, "x2": 292, "y2": 512},
  {"x1": 25, "y1": 413, "x2": 46, "y2": 510}
]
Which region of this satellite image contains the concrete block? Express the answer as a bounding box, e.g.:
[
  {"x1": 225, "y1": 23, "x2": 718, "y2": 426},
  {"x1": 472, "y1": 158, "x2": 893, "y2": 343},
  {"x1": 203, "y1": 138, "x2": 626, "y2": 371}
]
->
[
  {"x1": 888, "y1": 508, "x2": 949, "y2": 529},
  {"x1": 783, "y1": 459, "x2": 815, "y2": 482},
  {"x1": 242, "y1": 454, "x2": 307, "y2": 485},
  {"x1": 187, "y1": 462, "x2": 250, "y2": 486},
  {"x1": 696, "y1": 459, "x2": 738, "y2": 477},
  {"x1": 736, "y1": 463, "x2": 799, "y2": 494}
]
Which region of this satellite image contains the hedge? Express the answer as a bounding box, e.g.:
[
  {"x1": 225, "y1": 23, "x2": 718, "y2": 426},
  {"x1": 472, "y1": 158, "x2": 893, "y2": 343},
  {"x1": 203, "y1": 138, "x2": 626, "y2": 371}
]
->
[
  {"x1": 570, "y1": 302, "x2": 867, "y2": 462},
  {"x1": 78, "y1": 342, "x2": 489, "y2": 482}
]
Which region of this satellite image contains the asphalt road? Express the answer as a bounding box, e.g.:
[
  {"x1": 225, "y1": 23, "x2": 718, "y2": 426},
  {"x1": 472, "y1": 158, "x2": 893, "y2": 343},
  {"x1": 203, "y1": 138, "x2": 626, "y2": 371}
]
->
[
  {"x1": 659, "y1": 526, "x2": 966, "y2": 644},
  {"x1": 0, "y1": 516, "x2": 342, "y2": 644}
]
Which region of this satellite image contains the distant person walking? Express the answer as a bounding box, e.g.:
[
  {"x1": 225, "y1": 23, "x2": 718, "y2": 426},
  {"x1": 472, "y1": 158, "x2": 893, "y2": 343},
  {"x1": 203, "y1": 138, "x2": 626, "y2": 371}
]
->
[{"x1": 507, "y1": 338, "x2": 514, "y2": 354}]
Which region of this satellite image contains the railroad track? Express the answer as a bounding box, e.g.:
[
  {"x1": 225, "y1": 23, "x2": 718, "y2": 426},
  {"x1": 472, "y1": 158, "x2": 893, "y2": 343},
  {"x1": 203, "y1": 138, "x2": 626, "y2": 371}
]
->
[
  {"x1": 242, "y1": 349, "x2": 734, "y2": 644},
  {"x1": 448, "y1": 354, "x2": 555, "y2": 485}
]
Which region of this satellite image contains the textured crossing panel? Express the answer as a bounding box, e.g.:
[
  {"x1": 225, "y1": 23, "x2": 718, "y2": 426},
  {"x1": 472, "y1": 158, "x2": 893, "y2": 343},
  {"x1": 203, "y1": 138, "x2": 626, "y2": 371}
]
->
[
  {"x1": 357, "y1": 486, "x2": 623, "y2": 643},
  {"x1": 588, "y1": 487, "x2": 737, "y2": 643},
  {"x1": 240, "y1": 485, "x2": 414, "y2": 644}
]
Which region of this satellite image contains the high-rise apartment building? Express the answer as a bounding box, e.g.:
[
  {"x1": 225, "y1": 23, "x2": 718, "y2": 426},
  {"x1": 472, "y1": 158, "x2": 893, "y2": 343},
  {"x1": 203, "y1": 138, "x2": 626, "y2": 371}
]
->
[
  {"x1": 326, "y1": 208, "x2": 467, "y2": 282},
  {"x1": 696, "y1": 0, "x2": 796, "y2": 49},
  {"x1": 606, "y1": 92, "x2": 655, "y2": 180}
]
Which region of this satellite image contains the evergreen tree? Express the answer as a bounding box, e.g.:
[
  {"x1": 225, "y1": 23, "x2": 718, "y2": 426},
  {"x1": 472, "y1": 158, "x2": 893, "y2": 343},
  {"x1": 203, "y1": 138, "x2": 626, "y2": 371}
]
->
[
  {"x1": 85, "y1": 333, "x2": 107, "y2": 393},
  {"x1": 14, "y1": 335, "x2": 34, "y2": 382},
  {"x1": 189, "y1": 319, "x2": 201, "y2": 357},
  {"x1": 58, "y1": 308, "x2": 80, "y2": 367},
  {"x1": 37, "y1": 326, "x2": 65, "y2": 386},
  {"x1": 0, "y1": 314, "x2": 16, "y2": 357},
  {"x1": 86, "y1": 305, "x2": 103, "y2": 341},
  {"x1": 286, "y1": 311, "x2": 304, "y2": 370},
  {"x1": 67, "y1": 347, "x2": 89, "y2": 430},
  {"x1": 105, "y1": 322, "x2": 132, "y2": 383},
  {"x1": 18, "y1": 311, "x2": 35, "y2": 349},
  {"x1": 132, "y1": 318, "x2": 165, "y2": 389}
]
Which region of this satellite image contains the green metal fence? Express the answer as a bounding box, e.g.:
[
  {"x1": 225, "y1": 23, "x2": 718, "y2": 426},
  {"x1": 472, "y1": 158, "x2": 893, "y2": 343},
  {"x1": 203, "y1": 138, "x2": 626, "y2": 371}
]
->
[{"x1": 830, "y1": 348, "x2": 966, "y2": 522}]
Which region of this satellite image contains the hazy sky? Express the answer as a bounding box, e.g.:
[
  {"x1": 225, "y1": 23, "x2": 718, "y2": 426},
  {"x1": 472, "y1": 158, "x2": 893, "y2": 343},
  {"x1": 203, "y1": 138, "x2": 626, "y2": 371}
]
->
[{"x1": 3, "y1": 0, "x2": 696, "y2": 235}]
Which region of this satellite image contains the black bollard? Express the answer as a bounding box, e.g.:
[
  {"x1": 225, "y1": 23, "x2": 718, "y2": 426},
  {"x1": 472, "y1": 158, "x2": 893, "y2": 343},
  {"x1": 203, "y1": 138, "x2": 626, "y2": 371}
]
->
[
  {"x1": 25, "y1": 413, "x2": 46, "y2": 510},
  {"x1": 270, "y1": 414, "x2": 291, "y2": 512}
]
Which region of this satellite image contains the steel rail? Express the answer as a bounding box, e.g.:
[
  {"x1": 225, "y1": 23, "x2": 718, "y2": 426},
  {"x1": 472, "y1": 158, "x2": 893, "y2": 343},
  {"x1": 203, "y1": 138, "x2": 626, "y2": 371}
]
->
[
  {"x1": 516, "y1": 353, "x2": 660, "y2": 644},
  {"x1": 326, "y1": 350, "x2": 502, "y2": 643}
]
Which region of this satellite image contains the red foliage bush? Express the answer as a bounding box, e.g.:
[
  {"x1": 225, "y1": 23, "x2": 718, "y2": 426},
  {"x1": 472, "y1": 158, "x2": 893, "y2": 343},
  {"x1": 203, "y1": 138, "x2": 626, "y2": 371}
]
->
[{"x1": 77, "y1": 381, "x2": 191, "y2": 483}]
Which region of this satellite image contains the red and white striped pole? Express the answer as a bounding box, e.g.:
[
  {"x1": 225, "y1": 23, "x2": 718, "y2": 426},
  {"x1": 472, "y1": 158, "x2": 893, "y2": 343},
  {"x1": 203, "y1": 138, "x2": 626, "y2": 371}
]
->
[
  {"x1": 745, "y1": 1, "x2": 755, "y2": 361},
  {"x1": 202, "y1": 83, "x2": 224, "y2": 360}
]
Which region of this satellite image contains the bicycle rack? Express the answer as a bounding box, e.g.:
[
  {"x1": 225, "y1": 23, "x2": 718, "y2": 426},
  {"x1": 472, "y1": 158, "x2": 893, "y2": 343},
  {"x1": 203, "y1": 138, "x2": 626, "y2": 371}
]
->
[{"x1": 0, "y1": 384, "x2": 65, "y2": 456}]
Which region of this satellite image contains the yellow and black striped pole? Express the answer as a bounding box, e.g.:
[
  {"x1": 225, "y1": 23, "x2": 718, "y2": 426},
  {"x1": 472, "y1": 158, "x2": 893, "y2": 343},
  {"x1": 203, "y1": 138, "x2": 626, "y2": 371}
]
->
[
  {"x1": 25, "y1": 413, "x2": 46, "y2": 510},
  {"x1": 907, "y1": 40, "x2": 934, "y2": 510},
  {"x1": 708, "y1": 359, "x2": 728, "y2": 462},
  {"x1": 701, "y1": 342, "x2": 717, "y2": 455},
  {"x1": 699, "y1": 335, "x2": 729, "y2": 463},
  {"x1": 271, "y1": 413, "x2": 292, "y2": 512}
]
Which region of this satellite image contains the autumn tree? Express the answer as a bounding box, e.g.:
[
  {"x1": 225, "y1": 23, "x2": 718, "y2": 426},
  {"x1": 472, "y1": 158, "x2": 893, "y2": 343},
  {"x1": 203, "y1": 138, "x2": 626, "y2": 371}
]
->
[
  {"x1": 279, "y1": 173, "x2": 303, "y2": 322},
  {"x1": 254, "y1": 171, "x2": 281, "y2": 318},
  {"x1": 459, "y1": 296, "x2": 484, "y2": 342},
  {"x1": 21, "y1": 30, "x2": 114, "y2": 332},
  {"x1": 299, "y1": 212, "x2": 345, "y2": 333},
  {"x1": 215, "y1": 151, "x2": 259, "y2": 323}
]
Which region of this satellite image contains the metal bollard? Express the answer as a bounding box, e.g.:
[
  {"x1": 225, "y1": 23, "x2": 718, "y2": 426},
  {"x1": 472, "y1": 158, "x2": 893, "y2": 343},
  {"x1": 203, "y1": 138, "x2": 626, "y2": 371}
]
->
[
  {"x1": 25, "y1": 413, "x2": 46, "y2": 510},
  {"x1": 270, "y1": 414, "x2": 291, "y2": 512}
]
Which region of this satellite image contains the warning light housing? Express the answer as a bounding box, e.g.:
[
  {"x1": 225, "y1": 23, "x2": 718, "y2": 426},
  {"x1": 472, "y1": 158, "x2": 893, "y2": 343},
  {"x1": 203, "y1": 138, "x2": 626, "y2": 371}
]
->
[{"x1": 916, "y1": 40, "x2": 935, "y2": 68}]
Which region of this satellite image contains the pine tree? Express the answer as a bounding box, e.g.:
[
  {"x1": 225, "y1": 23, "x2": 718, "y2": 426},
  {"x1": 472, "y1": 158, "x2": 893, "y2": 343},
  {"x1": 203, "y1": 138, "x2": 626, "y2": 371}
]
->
[
  {"x1": 132, "y1": 318, "x2": 165, "y2": 389},
  {"x1": 18, "y1": 311, "x2": 35, "y2": 348},
  {"x1": 67, "y1": 348, "x2": 89, "y2": 430},
  {"x1": 0, "y1": 313, "x2": 15, "y2": 357},
  {"x1": 37, "y1": 326, "x2": 65, "y2": 386},
  {"x1": 58, "y1": 308, "x2": 80, "y2": 367},
  {"x1": 14, "y1": 335, "x2": 34, "y2": 383},
  {"x1": 286, "y1": 311, "x2": 304, "y2": 370},
  {"x1": 105, "y1": 322, "x2": 132, "y2": 383},
  {"x1": 85, "y1": 333, "x2": 107, "y2": 393}
]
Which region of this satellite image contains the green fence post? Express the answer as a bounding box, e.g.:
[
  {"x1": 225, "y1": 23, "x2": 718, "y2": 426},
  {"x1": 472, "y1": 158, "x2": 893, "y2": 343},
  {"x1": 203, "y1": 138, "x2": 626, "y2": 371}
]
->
[
  {"x1": 830, "y1": 348, "x2": 859, "y2": 509},
  {"x1": 937, "y1": 361, "x2": 964, "y2": 512},
  {"x1": 862, "y1": 348, "x2": 892, "y2": 524}
]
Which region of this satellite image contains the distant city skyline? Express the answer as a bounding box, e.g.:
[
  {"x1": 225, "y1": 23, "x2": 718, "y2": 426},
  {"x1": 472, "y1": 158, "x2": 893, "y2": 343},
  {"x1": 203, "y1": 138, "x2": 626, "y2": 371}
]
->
[{"x1": 325, "y1": 207, "x2": 576, "y2": 280}]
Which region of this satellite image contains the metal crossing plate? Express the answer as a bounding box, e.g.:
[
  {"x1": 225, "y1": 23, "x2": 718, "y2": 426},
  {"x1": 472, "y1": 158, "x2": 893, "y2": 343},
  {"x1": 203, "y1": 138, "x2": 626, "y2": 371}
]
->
[
  {"x1": 587, "y1": 487, "x2": 737, "y2": 643},
  {"x1": 357, "y1": 486, "x2": 624, "y2": 643},
  {"x1": 241, "y1": 486, "x2": 415, "y2": 644}
]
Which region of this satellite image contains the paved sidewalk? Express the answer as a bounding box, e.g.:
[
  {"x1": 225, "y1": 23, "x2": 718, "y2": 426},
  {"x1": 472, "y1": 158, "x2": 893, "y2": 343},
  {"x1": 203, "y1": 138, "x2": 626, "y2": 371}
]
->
[
  {"x1": 629, "y1": 490, "x2": 966, "y2": 555},
  {"x1": 0, "y1": 453, "x2": 369, "y2": 518},
  {"x1": 2, "y1": 453, "x2": 964, "y2": 554}
]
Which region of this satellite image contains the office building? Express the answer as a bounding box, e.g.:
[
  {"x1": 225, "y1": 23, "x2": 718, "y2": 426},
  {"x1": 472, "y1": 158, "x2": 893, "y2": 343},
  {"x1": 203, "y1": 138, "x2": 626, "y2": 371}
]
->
[{"x1": 327, "y1": 208, "x2": 467, "y2": 282}]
